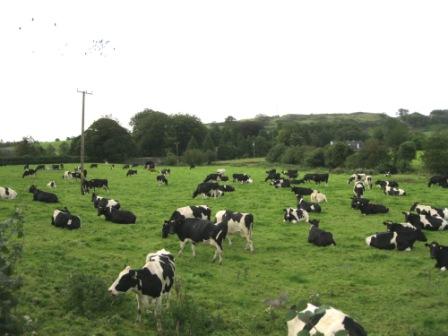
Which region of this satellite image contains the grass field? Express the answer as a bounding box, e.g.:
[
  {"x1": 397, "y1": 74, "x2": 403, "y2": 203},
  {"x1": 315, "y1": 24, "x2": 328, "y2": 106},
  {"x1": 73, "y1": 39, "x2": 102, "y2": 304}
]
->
[{"x1": 1, "y1": 165, "x2": 448, "y2": 335}]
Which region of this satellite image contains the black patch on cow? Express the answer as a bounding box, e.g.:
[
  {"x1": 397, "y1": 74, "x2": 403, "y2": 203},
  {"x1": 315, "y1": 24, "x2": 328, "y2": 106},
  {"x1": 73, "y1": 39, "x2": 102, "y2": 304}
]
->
[
  {"x1": 137, "y1": 268, "x2": 163, "y2": 298},
  {"x1": 5, "y1": 187, "x2": 9, "y2": 196},
  {"x1": 115, "y1": 270, "x2": 138, "y2": 292},
  {"x1": 303, "y1": 310, "x2": 326, "y2": 331},
  {"x1": 342, "y1": 316, "x2": 367, "y2": 336}
]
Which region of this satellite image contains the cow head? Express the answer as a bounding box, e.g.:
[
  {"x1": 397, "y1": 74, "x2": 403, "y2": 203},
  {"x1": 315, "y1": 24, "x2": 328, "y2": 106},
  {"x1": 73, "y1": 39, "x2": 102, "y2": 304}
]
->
[
  {"x1": 162, "y1": 220, "x2": 176, "y2": 238},
  {"x1": 425, "y1": 241, "x2": 442, "y2": 259},
  {"x1": 347, "y1": 175, "x2": 355, "y2": 184},
  {"x1": 91, "y1": 193, "x2": 97, "y2": 202},
  {"x1": 28, "y1": 185, "x2": 37, "y2": 193},
  {"x1": 97, "y1": 206, "x2": 110, "y2": 217},
  {"x1": 410, "y1": 202, "x2": 418, "y2": 212},
  {"x1": 108, "y1": 266, "x2": 138, "y2": 295},
  {"x1": 309, "y1": 219, "x2": 319, "y2": 227}
]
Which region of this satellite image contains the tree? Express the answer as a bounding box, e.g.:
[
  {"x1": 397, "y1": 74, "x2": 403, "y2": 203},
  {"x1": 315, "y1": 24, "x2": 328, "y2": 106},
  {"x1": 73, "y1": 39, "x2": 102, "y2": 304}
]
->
[
  {"x1": 58, "y1": 142, "x2": 70, "y2": 156},
  {"x1": 306, "y1": 148, "x2": 325, "y2": 167},
  {"x1": 325, "y1": 142, "x2": 353, "y2": 168},
  {"x1": 202, "y1": 133, "x2": 215, "y2": 151},
  {"x1": 397, "y1": 108, "x2": 409, "y2": 117},
  {"x1": 166, "y1": 114, "x2": 207, "y2": 155},
  {"x1": 15, "y1": 137, "x2": 43, "y2": 157},
  {"x1": 422, "y1": 132, "x2": 448, "y2": 174},
  {"x1": 266, "y1": 143, "x2": 287, "y2": 162},
  {"x1": 357, "y1": 139, "x2": 390, "y2": 168},
  {"x1": 186, "y1": 136, "x2": 199, "y2": 151},
  {"x1": 397, "y1": 141, "x2": 416, "y2": 162},
  {"x1": 85, "y1": 118, "x2": 136, "y2": 162},
  {"x1": 183, "y1": 149, "x2": 206, "y2": 166},
  {"x1": 383, "y1": 119, "x2": 410, "y2": 149},
  {"x1": 45, "y1": 144, "x2": 56, "y2": 156}
]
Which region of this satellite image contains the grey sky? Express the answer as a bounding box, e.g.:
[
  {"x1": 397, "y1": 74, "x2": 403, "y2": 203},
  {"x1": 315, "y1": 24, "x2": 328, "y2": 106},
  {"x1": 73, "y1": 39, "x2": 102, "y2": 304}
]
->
[{"x1": 1, "y1": 0, "x2": 448, "y2": 142}]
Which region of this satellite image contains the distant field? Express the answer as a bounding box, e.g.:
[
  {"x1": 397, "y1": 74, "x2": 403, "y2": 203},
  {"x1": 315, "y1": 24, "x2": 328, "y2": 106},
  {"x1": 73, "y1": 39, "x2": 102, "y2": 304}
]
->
[{"x1": 1, "y1": 165, "x2": 448, "y2": 335}]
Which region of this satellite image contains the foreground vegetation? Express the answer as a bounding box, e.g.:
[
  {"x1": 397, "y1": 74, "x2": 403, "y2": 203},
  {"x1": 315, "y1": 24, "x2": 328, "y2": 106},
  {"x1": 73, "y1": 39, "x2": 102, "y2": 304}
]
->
[{"x1": 0, "y1": 164, "x2": 447, "y2": 335}]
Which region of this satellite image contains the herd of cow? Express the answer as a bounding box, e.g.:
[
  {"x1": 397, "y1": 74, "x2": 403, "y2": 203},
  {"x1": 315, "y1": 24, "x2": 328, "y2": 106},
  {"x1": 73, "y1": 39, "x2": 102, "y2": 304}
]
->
[{"x1": 2, "y1": 164, "x2": 448, "y2": 335}]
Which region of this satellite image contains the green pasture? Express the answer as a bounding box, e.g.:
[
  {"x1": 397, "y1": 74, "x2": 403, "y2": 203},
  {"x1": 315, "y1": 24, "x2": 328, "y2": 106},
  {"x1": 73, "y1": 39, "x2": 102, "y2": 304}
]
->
[{"x1": 0, "y1": 164, "x2": 447, "y2": 335}]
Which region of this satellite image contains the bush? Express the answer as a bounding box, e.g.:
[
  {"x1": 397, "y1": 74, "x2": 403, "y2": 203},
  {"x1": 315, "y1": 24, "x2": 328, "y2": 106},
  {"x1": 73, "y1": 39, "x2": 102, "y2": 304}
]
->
[
  {"x1": 162, "y1": 152, "x2": 178, "y2": 166},
  {"x1": 280, "y1": 146, "x2": 303, "y2": 164},
  {"x1": 305, "y1": 148, "x2": 325, "y2": 167},
  {"x1": 266, "y1": 144, "x2": 287, "y2": 162},
  {"x1": 422, "y1": 132, "x2": 448, "y2": 174},
  {"x1": 182, "y1": 149, "x2": 206, "y2": 166}
]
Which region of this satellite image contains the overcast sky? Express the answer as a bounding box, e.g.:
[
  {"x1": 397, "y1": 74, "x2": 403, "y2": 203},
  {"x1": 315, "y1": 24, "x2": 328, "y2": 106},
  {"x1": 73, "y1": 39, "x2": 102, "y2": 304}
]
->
[{"x1": 1, "y1": 0, "x2": 448, "y2": 142}]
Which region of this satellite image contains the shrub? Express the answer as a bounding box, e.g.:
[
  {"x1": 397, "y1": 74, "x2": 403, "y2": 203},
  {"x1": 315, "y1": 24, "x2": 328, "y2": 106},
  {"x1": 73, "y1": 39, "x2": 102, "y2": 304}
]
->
[
  {"x1": 163, "y1": 152, "x2": 178, "y2": 166},
  {"x1": 281, "y1": 146, "x2": 303, "y2": 164},
  {"x1": 266, "y1": 144, "x2": 287, "y2": 162},
  {"x1": 422, "y1": 132, "x2": 448, "y2": 174},
  {"x1": 182, "y1": 149, "x2": 206, "y2": 166},
  {"x1": 305, "y1": 148, "x2": 325, "y2": 167}
]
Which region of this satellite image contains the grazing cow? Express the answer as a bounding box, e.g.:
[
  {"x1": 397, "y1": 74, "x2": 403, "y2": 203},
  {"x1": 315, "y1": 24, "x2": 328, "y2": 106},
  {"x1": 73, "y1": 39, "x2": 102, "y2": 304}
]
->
[
  {"x1": 297, "y1": 197, "x2": 321, "y2": 213},
  {"x1": 92, "y1": 193, "x2": 120, "y2": 209},
  {"x1": 108, "y1": 249, "x2": 175, "y2": 322},
  {"x1": 403, "y1": 211, "x2": 448, "y2": 231},
  {"x1": 291, "y1": 186, "x2": 313, "y2": 197},
  {"x1": 356, "y1": 201, "x2": 389, "y2": 215},
  {"x1": 144, "y1": 160, "x2": 155, "y2": 170},
  {"x1": 62, "y1": 171, "x2": 73, "y2": 179},
  {"x1": 156, "y1": 175, "x2": 168, "y2": 185},
  {"x1": 271, "y1": 179, "x2": 291, "y2": 188},
  {"x1": 351, "y1": 196, "x2": 370, "y2": 209},
  {"x1": 82, "y1": 179, "x2": 109, "y2": 193},
  {"x1": 216, "y1": 168, "x2": 226, "y2": 174},
  {"x1": 410, "y1": 202, "x2": 448, "y2": 220},
  {"x1": 51, "y1": 164, "x2": 60, "y2": 170},
  {"x1": 215, "y1": 210, "x2": 254, "y2": 251},
  {"x1": 35, "y1": 164, "x2": 45, "y2": 171},
  {"x1": 24, "y1": 164, "x2": 29, "y2": 170},
  {"x1": 310, "y1": 190, "x2": 327, "y2": 203},
  {"x1": 22, "y1": 169, "x2": 37, "y2": 178},
  {"x1": 90, "y1": 163, "x2": 98, "y2": 168},
  {"x1": 428, "y1": 175, "x2": 448, "y2": 187},
  {"x1": 47, "y1": 180, "x2": 57, "y2": 189},
  {"x1": 353, "y1": 181, "x2": 365, "y2": 198},
  {"x1": 162, "y1": 218, "x2": 228, "y2": 264},
  {"x1": 169, "y1": 205, "x2": 211, "y2": 222},
  {"x1": 303, "y1": 173, "x2": 329, "y2": 185},
  {"x1": 383, "y1": 220, "x2": 427, "y2": 242},
  {"x1": 217, "y1": 185, "x2": 235, "y2": 192},
  {"x1": 347, "y1": 173, "x2": 366, "y2": 184},
  {"x1": 307, "y1": 219, "x2": 336, "y2": 246},
  {"x1": 192, "y1": 182, "x2": 219, "y2": 198},
  {"x1": 265, "y1": 170, "x2": 281, "y2": 182},
  {"x1": 283, "y1": 207, "x2": 309, "y2": 223},
  {"x1": 51, "y1": 208, "x2": 81, "y2": 230},
  {"x1": 98, "y1": 206, "x2": 136, "y2": 224},
  {"x1": 266, "y1": 168, "x2": 276, "y2": 174},
  {"x1": 0, "y1": 187, "x2": 17, "y2": 200},
  {"x1": 375, "y1": 180, "x2": 399, "y2": 189},
  {"x1": 29, "y1": 185, "x2": 58, "y2": 203},
  {"x1": 160, "y1": 168, "x2": 171, "y2": 176},
  {"x1": 281, "y1": 170, "x2": 298, "y2": 178},
  {"x1": 123, "y1": 164, "x2": 130, "y2": 169},
  {"x1": 425, "y1": 242, "x2": 448, "y2": 271},
  {"x1": 232, "y1": 173, "x2": 253, "y2": 184},
  {"x1": 287, "y1": 303, "x2": 366, "y2": 336},
  {"x1": 126, "y1": 169, "x2": 138, "y2": 177},
  {"x1": 365, "y1": 230, "x2": 421, "y2": 251},
  {"x1": 206, "y1": 189, "x2": 224, "y2": 198},
  {"x1": 383, "y1": 185, "x2": 406, "y2": 196},
  {"x1": 290, "y1": 179, "x2": 305, "y2": 185},
  {"x1": 203, "y1": 173, "x2": 225, "y2": 183}
]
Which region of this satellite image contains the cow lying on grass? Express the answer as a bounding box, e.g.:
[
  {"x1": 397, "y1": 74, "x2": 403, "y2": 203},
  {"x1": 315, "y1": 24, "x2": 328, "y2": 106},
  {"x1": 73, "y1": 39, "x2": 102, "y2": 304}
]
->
[{"x1": 51, "y1": 208, "x2": 81, "y2": 230}]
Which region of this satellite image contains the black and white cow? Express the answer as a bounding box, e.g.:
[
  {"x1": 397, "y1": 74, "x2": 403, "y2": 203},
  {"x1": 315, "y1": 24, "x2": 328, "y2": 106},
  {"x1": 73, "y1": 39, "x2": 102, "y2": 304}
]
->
[
  {"x1": 303, "y1": 173, "x2": 329, "y2": 185},
  {"x1": 348, "y1": 173, "x2": 372, "y2": 189},
  {"x1": 383, "y1": 185, "x2": 406, "y2": 196},
  {"x1": 169, "y1": 205, "x2": 211, "y2": 222},
  {"x1": 383, "y1": 220, "x2": 427, "y2": 242},
  {"x1": 145, "y1": 160, "x2": 156, "y2": 170},
  {"x1": 204, "y1": 173, "x2": 226, "y2": 183},
  {"x1": 123, "y1": 164, "x2": 130, "y2": 169},
  {"x1": 0, "y1": 187, "x2": 17, "y2": 200},
  {"x1": 375, "y1": 180, "x2": 399, "y2": 189},
  {"x1": 192, "y1": 182, "x2": 220, "y2": 198},
  {"x1": 98, "y1": 206, "x2": 136, "y2": 224},
  {"x1": 297, "y1": 197, "x2": 321, "y2": 213},
  {"x1": 217, "y1": 185, "x2": 235, "y2": 192},
  {"x1": 22, "y1": 169, "x2": 37, "y2": 178},
  {"x1": 265, "y1": 171, "x2": 281, "y2": 182},
  {"x1": 90, "y1": 163, "x2": 98, "y2": 168},
  {"x1": 51, "y1": 164, "x2": 60, "y2": 170},
  {"x1": 427, "y1": 175, "x2": 448, "y2": 187},
  {"x1": 307, "y1": 219, "x2": 336, "y2": 247},
  {"x1": 91, "y1": 193, "x2": 120, "y2": 210},
  {"x1": 35, "y1": 164, "x2": 45, "y2": 171},
  {"x1": 126, "y1": 169, "x2": 138, "y2": 177},
  {"x1": 410, "y1": 202, "x2": 448, "y2": 220},
  {"x1": 29, "y1": 185, "x2": 58, "y2": 203},
  {"x1": 351, "y1": 196, "x2": 370, "y2": 209},
  {"x1": 156, "y1": 175, "x2": 168, "y2": 185},
  {"x1": 162, "y1": 218, "x2": 228, "y2": 264},
  {"x1": 354, "y1": 200, "x2": 389, "y2": 215},
  {"x1": 291, "y1": 186, "x2": 313, "y2": 197},
  {"x1": 108, "y1": 249, "x2": 175, "y2": 321},
  {"x1": 47, "y1": 180, "x2": 57, "y2": 189},
  {"x1": 215, "y1": 210, "x2": 254, "y2": 251},
  {"x1": 365, "y1": 230, "x2": 421, "y2": 251},
  {"x1": 287, "y1": 303, "x2": 366, "y2": 336},
  {"x1": 283, "y1": 207, "x2": 309, "y2": 223},
  {"x1": 160, "y1": 168, "x2": 171, "y2": 176},
  {"x1": 232, "y1": 173, "x2": 253, "y2": 184},
  {"x1": 51, "y1": 208, "x2": 81, "y2": 230},
  {"x1": 24, "y1": 164, "x2": 29, "y2": 170},
  {"x1": 425, "y1": 242, "x2": 448, "y2": 271},
  {"x1": 271, "y1": 179, "x2": 291, "y2": 188},
  {"x1": 82, "y1": 179, "x2": 109, "y2": 193},
  {"x1": 281, "y1": 170, "x2": 298, "y2": 179},
  {"x1": 353, "y1": 181, "x2": 365, "y2": 198},
  {"x1": 402, "y1": 211, "x2": 448, "y2": 231},
  {"x1": 62, "y1": 171, "x2": 73, "y2": 179}
]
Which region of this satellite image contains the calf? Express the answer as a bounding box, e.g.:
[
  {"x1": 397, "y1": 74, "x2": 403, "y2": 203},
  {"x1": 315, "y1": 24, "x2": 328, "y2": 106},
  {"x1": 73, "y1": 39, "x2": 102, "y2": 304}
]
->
[
  {"x1": 29, "y1": 185, "x2": 58, "y2": 203},
  {"x1": 192, "y1": 182, "x2": 219, "y2": 198},
  {"x1": 92, "y1": 193, "x2": 120, "y2": 209},
  {"x1": 410, "y1": 202, "x2": 448, "y2": 220},
  {"x1": 287, "y1": 303, "x2": 366, "y2": 336},
  {"x1": 126, "y1": 169, "x2": 138, "y2": 177},
  {"x1": 232, "y1": 173, "x2": 253, "y2": 184},
  {"x1": 98, "y1": 206, "x2": 136, "y2": 224},
  {"x1": 357, "y1": 202, "x2": 389, "y2": 215},
  {"x1": 0, "y1": 187, "x2": 17, "y2": 200},
  {"x1": 365, "y1": 230, "x2": 420, "y2": 251},
  {"x1": 169, "y1": 205, "x2": 211, "y2": 222},
  {"x1": 108, "y1": 249, "x2": 175, "y2": 322},
  {"x1": 310, "y1": 190, "x2": 327, "y2": 203},
  {"x1": 215, "y1": 210, "x2": 254, "y2": 251},
  {"x1": 51, "y1": 208, "x2": 81, "y2": 230},
  {"x1": 403, "y1": 211, "x2": 448, "y2": 231},
  {"x1": 47, "y1": 180, "x2": 57, "y2": 189},
  {"x1": 82, "y1": 179, "x2": 109, "y2": 193},
  {"x1": 291, "y1": 186, "x2": 313, "y2": 197},
  {"x1": 307, "y1": 219, "x2": 336, "y2": 246},
  {"x1": 297, "y1": 197, "x2": 321, "y2": 213},
  {"x1": 217, "y1": 185, "x2": 235, "y2": 192},
  {"x1": 425, "y1": 242, "x2": 448, "y2": 271},
  {"x1": 383, "y1": 185, "x2": 406, "y2": 196},
  {"x1": 22, "y1": 168, "x2": 37, "y2": 178},
  {"x1": 353, "y1": 181, "x2": 365, "y2": 198},
  {"x1": 162, "y1": 218, "x2": 228, "y2": 264},
  {"x1": 156, "y1": 175, "x2": 168, "y2": 185},
  {"x1": 383, "y1": 220, "x2": 427, "y2": 242},
  {"x1": 351, "y1": 196, "x2": 370, "y2": 209},
  {"x1": 375, "y1": 180, "x2": 399, "y2": 189},
  {"x1": 428, "y1": 175, "x2": 448, "y2": 187},
  {"x1": 283, "y1": 207, "x2": 309, "y2": 223}
]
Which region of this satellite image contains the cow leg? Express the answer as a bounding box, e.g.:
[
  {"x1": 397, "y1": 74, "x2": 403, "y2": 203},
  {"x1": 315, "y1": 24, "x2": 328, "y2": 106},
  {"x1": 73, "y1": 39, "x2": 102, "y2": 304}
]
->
[
  {"x1": 178, "y1": 240, "x2": 187, "y2": 256},
  {"x1": 210, "y1": 240, "x2": 223, "y2": 264},
  {"x1": 227, "y1": 236, "x2": 233, "y2": 245},
  {"x1": 154, "y1": 297, "x2": 163, "y2": 332},
  {"x1": 135, "y1": 294, "x2": 143, "y2": 322},
  {"x1": 191, "y1": 243, "x2": 196, "y2": 257}
]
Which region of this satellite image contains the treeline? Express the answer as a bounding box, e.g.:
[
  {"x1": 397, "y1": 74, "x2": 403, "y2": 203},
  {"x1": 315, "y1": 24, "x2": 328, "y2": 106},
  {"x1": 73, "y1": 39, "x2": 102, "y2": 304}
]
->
[{"x1": 3, "y1": 109, "x2": 448, "y2": 174}]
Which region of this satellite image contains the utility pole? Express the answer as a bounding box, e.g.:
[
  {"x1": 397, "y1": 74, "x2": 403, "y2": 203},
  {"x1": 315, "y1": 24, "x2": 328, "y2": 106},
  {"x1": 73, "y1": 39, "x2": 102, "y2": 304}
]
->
[
  {"x1": 252, "y1": 142, "x2": 255, "y2": 158},
  {"x1": 77, "y1": 89, "x2": 92, "y2": 195},
  {"x1": 174, "y1": 142, "x2": 180, "y2": 166}
]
